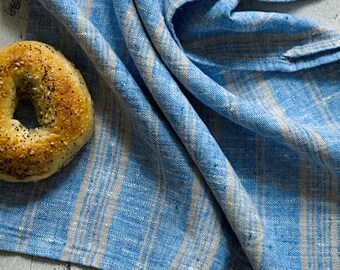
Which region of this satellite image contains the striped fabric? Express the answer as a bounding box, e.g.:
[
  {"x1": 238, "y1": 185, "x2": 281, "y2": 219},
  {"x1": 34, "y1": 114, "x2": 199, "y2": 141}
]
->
[{"x1": 0, "y1": 0, "x2": 339, "y2": 269}]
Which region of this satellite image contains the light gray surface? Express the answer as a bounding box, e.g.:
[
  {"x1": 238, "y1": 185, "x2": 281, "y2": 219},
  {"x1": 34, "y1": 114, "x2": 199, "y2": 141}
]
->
[
  {"x1": 0, "y1": 0, "x2": 339, "y2": 269},
  {"x1": 0, "y1": 0, "x2": 27, "y2": 47}
]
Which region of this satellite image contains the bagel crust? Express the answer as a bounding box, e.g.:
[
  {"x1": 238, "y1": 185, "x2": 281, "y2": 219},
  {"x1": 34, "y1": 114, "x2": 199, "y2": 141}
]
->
[{"x1": 0, "y1": 41, "x2": 94, "y2": 182}]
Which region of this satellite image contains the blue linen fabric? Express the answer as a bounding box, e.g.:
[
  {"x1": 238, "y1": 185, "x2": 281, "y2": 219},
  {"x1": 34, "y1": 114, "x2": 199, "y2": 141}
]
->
[{"x1": 0, "y1": 0, "x2": 339, "y2": 269}]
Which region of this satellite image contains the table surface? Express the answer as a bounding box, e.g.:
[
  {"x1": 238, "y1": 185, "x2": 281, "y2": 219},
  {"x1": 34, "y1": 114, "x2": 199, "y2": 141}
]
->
[{"x1": 0, "y1": 0, "x2": 339, "y2": 269}]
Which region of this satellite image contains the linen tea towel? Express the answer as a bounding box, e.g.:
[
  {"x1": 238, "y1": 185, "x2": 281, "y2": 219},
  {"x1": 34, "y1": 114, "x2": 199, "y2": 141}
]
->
[{"x1": 0, "y1": 0, "x2": 339, "y2": 269}]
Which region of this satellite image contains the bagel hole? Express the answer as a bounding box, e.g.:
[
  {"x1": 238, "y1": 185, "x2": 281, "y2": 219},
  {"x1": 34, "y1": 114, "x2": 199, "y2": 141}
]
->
[{"x1": 13, "y1": 95, "x2": 40, "y2": 129}]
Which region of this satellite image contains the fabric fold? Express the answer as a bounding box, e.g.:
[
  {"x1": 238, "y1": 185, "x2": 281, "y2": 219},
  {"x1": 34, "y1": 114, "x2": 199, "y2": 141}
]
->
[
  {"x1": 0, "y1": 0, "x2": 339, "y2": 269},
  {"x1": 159, "y1": 0, "x2": 340, "y2": 175}
]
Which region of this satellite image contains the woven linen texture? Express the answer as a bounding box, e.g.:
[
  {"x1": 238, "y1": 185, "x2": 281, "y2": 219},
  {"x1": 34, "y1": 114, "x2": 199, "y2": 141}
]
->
[{"x1": 0, "y1": 0, "x2": 339, "y2": 269}]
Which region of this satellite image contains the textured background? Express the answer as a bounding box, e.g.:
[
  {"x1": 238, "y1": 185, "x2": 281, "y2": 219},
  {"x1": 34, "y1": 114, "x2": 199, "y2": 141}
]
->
[{"x1": 0, "y1": 0, "x2": 339, "y2": 269}]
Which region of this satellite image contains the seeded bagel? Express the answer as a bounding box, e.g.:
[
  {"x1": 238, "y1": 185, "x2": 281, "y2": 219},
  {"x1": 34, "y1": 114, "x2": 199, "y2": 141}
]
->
[{"x1": 0, "y1": 41, "x2": 94, "y2": 182}]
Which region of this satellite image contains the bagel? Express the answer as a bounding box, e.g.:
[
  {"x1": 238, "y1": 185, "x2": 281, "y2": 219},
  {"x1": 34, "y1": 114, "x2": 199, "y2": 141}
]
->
[{"x1": 0, "y1": 41, "x2": 94, "y2": 182}]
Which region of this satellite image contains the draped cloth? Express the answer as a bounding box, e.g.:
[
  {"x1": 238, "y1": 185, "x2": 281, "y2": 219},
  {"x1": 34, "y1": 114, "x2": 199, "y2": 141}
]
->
[{"x1": 0, "y1": 0, "x2": 339, "y2": 269}]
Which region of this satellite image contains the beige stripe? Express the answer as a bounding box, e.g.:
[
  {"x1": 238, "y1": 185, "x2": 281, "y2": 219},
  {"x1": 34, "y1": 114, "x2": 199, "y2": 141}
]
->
[
  {"x1": 142, "y1": 204, "x2": 167, "y2": 268},
  {"x1": 301, "y1": 72, "x2": 339, "y2": 133},
  {"x1": 153, "y1": 18, "x2": 190, "y2": 86},
  {"x1": 252, "y1": 13, "x2": 265, "y2": 29},
  {"x1": 188, "y1": 170, "x2": 214, "y2": 268},
  {"x1": 136, "y1": 118, "x2": 163, "y2": 268},
  {"x1": 60, "y1": 0, "x2": 129, "y2": 263},
  {"x1": 123, "y1": 5, "x2": 139, "y2": 52},
  {"x1": 325, "y1": 171, "x2": 335, "y2": 270},
  {"x1": 63, "y1": 12, "x2": 121, "y2": 259},
  {"x1": 254, "y1": 135, "x2": 267, "y2": 220},
  {"x1": 174, "y1": 105, "x2": 207, "y2": 269},
  {"x1": 122, "y1": 5, "x2": 168, "y2": 268},
  {"x1": 134, "y1": 18, "x2": 149, "y2": 69},
  {"x1": 229, "y1": 75, "x2": 277, "y2": 269},
  {"x1": 253, "y1": 134, "x2": 267, "y2": 245},
  {"x1": 250, "y1": 73, "x2": 332, "y2": 173},
  {"x1": 252, "y1": 74, "x2": 296, "y2": 148},
  {"x1": 190, "y1": 207, "x2": 214, "y2": 269},
  {"x1": 76, "y1": 28, "x2": 126, "y2": 259},
  {"x1": 224, "y1": 71, "x2": 298, "y2": 153},
  {"x1": 144, "y1": 49, "x2": 158, "y2": 87},
  {"x1": 312, "y1": 130, "x2": 336, "y2": 176},
  {"x1": 124, "y1": 5, "x2": 155, "y2": 267},
  {"x1": 300, "y1": 159, "x2": 334, "y2": 270},
  {"x1": 153, "y1": 19, "x2": 165, "y2": 52},
  {"x1": 190, "y1": 206, "x2": 221, "y2": 269},
  {"x1": 254, "y1": 136, "x2": 261, "y2": 208},
  {"x1": 183, "y1": 94, "x2": 196, "y2": 155},
  {"x1": 329, "y1": 171, "x2": 339, "y2": 269},
  {"x1": 183, "y1": 93, "x2": 190, "y2": 145},
  {"x1": 225, "y1": 159, "x2": 264, "y2": 269},
  {"x1": 80, "y1": 0, "x2": 94, "y2": 17},
  {"x1": 179, "y1": 52, "x2": 190, "y2": 87},
  {"x1": 250, "y1": 72, "x2": 322, "y2": 194},
  {"x1": 223, "y1": 68, "x2": 336, "y2": 270},
  {"x1": 292, "y1": 120, "x2": 333, "y2": 176},
  {"x1": 311, "y1": 167, "x2": 318, "y2": 270},
  {"x1": 319, "y1": 169, "x2": 327, "y2": 270},
  {"x1": 182, "y1": 185, "x2": 209, "y2": 268},
  {"x1": 252, "y1": 74, "x2": 337, "y2": 269},
  {"x1": 190, "y1": 107, "x2": 197, "y2": 155},
  {"x1": 92, "y1": 120, "x2": 132, "y2": 266},
  {"x1": 61, "y1": 78, "x2": 106, "y2": 260},
  {"x1": 323, "y1": 183, "x2": 332, "y2": 270},
  {"x1": 173, "y1": 97, "x2": 220, "y2": 269},
  {"x1": 202, "y1": 218, "x2": 221, "y2": 269},
  {"x1": 76, "y1": 46, "x2": 129, "y2": 265},
  {"x1": 122, "y1": 3, "x2": 153, "y2": 84},
  {"x1": 68, "y1": 44, "x2": 116, "y2": 260},
  {"x1": 228, "y1": 71, "x2": 292, "y2": 150},
  {"x1": 73, "y1": 47, "x2": 116, "y2": 265},
  {"x1": 250, "y1": 73, "x2": 285, "y2": 117},
  {"x1": 83, "y1": 106, "x2": 124, "y2": 262},
  {"x1": 260, "y1": 139, "x2": 267, "y2": 222},
  {"x1": 298, "y1": 123, "x2": 338, "y2": 269},
  {"x1": 223, "y1": 73, "x2": 241, "y2": 122},
  {"x1": 79, "y1": 38, "x2": 123, "y2": 263},
  {"x1": 262, "y1": 13, "x2": 274, "y2": 26},
  {"x1": 170, "y1": 170, "x2": 201, "y2": 269},
  {"x1": 225, "y1": 162, "x2": 236, "y2": 230},
  {"x1": 136, "y1": 104, "x2": 157, "y2": 267},
  {"x1": 183, "y1": 27, "x2": 319, "y2": 52},
  {"x1": 299, "y1": 158, "x2": 309, "y2": 270}
]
